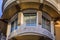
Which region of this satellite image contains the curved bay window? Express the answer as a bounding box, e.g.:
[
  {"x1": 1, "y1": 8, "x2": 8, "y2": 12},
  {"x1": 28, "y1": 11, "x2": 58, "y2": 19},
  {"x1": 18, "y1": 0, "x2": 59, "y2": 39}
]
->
[
  {"x1": 42, "y1": 12, "x2": 51, "y2": 32},
  {"x1": 23, "y1": 13, "x2": 37, "y2": 27}
]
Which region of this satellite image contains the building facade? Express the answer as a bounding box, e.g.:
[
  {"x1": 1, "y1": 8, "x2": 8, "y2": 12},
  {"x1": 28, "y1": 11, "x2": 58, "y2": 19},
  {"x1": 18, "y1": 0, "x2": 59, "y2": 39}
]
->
[{"x1": 2, "y1": 0, "x2": 60, "y2": 40}]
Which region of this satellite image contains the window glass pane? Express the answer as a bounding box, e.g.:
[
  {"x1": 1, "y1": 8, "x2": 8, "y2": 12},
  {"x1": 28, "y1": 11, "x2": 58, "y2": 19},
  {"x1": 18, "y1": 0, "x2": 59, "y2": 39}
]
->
[
  {"x1": 15, "y1": 19, "x2": 18, "y2": 29},
  {"x1": 11, "y1": 18, "x2": 18, "y2": 32},
  {"x1": 24, "y1": 13, "x2": 36, "y2": 26},
  {"x1": 11, "y1": 21, "x2": 14, "y2": 32},
  {"x1": 42, "y1": 16, "x2": 51, "y2": 31},
  {"x1": 30, "y1": 16, "x2": 36, "y2": 26},
  {"x1": 42, "y1": 18, "x2": 45, "y2": 28}
]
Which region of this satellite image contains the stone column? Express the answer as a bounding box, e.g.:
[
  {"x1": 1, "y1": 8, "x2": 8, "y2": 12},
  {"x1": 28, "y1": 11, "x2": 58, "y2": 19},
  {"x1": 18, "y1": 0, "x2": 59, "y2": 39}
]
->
[
  {"x1": 51, "y1": 20, "x2": 55, "y2": 40},
  {"x1": 6, "y1": 23, "x2": 11, "y2": 40},
  {"x1": 37, "y1": 11, "x2": 42, "y2": 27},
  {"x1": 18, "y1": 12, "x2": 23, "y2": 27}
]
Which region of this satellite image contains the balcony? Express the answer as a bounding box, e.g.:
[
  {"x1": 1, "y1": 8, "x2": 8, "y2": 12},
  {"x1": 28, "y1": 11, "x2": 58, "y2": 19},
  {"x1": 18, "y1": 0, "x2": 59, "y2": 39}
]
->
[{"x1": 8, "y1": 25, "x2": 53, "y2": 40}]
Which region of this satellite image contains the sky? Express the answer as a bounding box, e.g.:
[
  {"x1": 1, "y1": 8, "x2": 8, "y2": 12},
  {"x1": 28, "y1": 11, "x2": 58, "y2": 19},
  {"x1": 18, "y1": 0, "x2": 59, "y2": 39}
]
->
[{"x1": 0, "y1": 0, "x2": 2, "y2": 18}]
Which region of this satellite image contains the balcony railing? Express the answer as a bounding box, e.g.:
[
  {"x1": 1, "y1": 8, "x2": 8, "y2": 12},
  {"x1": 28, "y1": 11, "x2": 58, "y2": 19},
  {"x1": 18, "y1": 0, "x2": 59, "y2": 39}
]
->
[{"x1": 8, "y1": 24, "x2": 53, "y2": 39}]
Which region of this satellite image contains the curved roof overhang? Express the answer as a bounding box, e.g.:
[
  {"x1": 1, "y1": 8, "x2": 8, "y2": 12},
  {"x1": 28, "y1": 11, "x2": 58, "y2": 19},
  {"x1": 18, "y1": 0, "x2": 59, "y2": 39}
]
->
[
  {"x1": 2, "y1": 0, "x2": 60, "y2": 20},
  {"x1": 43, "y1": 0, "x2": 60, "y2": 19},
  {"x1": 44, "y1": 0, "x2": 58, "y2": 13}
]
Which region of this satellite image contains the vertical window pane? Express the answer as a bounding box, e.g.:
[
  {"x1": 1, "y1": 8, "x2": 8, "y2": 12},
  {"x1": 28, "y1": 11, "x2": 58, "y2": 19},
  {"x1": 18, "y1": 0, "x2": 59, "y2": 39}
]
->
[
  {"x1": 15, "y1": 19, "x2": 18, "y2": 29},
  {"x1": 11, "y1": 21, "x2": 14, "y2": 32},
  {"x1": 42, "y1": 16, "x2": 51, "y2": 31},
  {"x1": 11, "y1": 18, "x2": 18, "y2": 32},
  {"x1": 24, "y1": 13, "x2": 36, "y2": 26}
]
